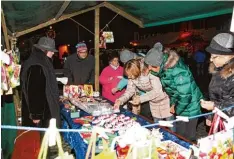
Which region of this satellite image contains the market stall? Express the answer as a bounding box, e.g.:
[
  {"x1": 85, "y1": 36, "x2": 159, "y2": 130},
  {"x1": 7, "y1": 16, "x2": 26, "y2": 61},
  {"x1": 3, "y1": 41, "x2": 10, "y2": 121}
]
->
[{"x1": 59, "y1": 85, "x2": 193, "y2": 159}]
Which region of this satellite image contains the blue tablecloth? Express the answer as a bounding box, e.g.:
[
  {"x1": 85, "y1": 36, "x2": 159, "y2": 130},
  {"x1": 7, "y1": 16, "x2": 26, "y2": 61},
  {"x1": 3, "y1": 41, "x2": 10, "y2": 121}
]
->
[{"x1": 61, "y1": 106, "x2": 191, "y2": 159}]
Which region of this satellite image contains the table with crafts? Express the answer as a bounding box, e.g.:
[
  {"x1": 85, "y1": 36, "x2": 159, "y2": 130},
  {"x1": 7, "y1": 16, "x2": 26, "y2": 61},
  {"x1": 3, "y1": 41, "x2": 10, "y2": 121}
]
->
[{"x1": 60, "y1": 95, "x2": 192, "y2": 159}]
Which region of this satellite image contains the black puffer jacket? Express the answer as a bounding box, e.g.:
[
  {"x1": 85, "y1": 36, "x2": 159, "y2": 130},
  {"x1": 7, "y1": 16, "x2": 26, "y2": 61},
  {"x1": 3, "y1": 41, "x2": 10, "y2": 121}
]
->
[{"x1": 209, "y1": 58, "x2": 234, "y2": 117}]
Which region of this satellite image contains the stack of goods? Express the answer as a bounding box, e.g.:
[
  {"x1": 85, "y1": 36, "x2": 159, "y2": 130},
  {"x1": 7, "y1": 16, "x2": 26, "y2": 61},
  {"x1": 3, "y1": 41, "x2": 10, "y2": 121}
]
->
[
  {"x1": 92, "y1": 114, "x2": 139, "y2": 132},
  {"x1": 63, "y1": 84, "x2": 94, "y2": 98}
]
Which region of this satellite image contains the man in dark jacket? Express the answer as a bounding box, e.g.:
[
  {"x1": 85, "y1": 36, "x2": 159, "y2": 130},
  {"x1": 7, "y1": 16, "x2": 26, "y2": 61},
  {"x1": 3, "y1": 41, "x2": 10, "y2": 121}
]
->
[
  {"x1": 201, "y1": 33, "x2": 234, "y2": 125},
  {"x1": 63, "y1": 42, "x2": 95, "y2": 85},
  {"x1": 21, "y1": 37, "x2": 60, "y2": 128}
]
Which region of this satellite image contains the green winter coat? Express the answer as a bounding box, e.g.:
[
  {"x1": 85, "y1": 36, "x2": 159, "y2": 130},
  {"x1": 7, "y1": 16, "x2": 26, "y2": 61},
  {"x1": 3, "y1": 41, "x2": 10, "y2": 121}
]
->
[{"x1": 151, "y1": 51, "x2": 203, "y2": 117}]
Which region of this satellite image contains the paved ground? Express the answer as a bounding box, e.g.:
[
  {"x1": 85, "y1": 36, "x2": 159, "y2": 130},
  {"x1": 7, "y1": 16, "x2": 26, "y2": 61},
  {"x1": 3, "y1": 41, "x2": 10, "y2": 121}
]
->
[{"x1": 191, "y1": 62, "x2": 211, "y2": 141}]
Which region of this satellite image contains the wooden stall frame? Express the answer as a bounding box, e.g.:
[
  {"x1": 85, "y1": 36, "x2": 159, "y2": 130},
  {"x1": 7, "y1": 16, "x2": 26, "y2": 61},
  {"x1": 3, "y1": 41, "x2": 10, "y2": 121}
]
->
[
  {"x1": 2, "y1": 2, "x2": 144, "y2": 92},
  {"x1": 95, "y1": 8, "x2": 100, "y2": 91}
]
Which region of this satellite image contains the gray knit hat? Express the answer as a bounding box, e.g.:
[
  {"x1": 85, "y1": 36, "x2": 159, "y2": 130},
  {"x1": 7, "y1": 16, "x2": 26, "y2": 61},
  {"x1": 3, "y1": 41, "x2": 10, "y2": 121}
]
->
[
  {"x1": 120, "y1": 49, "x2": 137, "y2": 63},
  {"x1": 144, "y1": 42, "x2": 163, "y2": 66},
  {"x1": 206, "y1": 33, "x2": 234, "y2": 55}
]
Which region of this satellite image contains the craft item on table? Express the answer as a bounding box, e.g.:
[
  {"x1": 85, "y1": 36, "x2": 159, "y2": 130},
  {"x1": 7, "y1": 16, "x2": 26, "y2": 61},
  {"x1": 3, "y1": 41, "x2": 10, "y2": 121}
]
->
[
  {"x1": 93, "y1": 91, "x2": 100, "y2": 97},
  {"x1": 77, "y1": 85, "x2": 83, "y2": 96},
  {"x1": 158, "y1": 140, "x2": 190, "y2": 159},
  {"x1": 116, "y1": 145, "x2": 130, "y2": 159},
  {"x1": 69, "y1": 85, "x2": 79, "y2": 98},
  {"x1": 73, "y1": 116, "x2": 94, "y2": 124},
  {"x1": 117, "y1": 124, "x2": 150, "y2": 148},
  {"x1": 84, "y1": 84, "x2": 93, "y2": 97},
  {"x1": 63, "y1": 85, "x2": 86, "y2": 98},
  {"x1": 70, "y1": 98, "x2": 116, "y2": 116},
  {"x1": 63, "y1": 85, "x2": 70, "y2": 98},
  {"x1": 92, "y1": 114, "x2": 139, "y2": 133},
  {"x1": 63, "y1": 100, "x2": 72, "y2": 109},
  {"x1": 70, "y1": 106, "x2": 80, "y2": 118},
  {"x1": 113, "y1": 125, "x2": 159, "y2": 159}
]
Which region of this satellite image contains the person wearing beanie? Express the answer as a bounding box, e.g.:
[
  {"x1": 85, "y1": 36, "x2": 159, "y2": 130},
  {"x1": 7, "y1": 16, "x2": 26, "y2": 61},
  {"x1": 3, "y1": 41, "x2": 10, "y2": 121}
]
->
[
  {"x1": 114, "y1": 49, "x2": 145, "y2": 93},
  {"x1": 145, "y1": 42, "x2": 203, "y2": 142},
  {"x1": 119, "y1": 49, "x2": 137, "y2": 63},
  {"x1": 99, "y1": 52, "x2": 125, "y2": 103},
  {"x1": 112, "y1": 49, "x2": 153, "y2": 120},
  {"x1": 201, "y1": 33, "x2": 234, "y2": 125},
  {"x1": 63, "y1": 42, "x2": 95, "y2": 85},
  {"x1": 114, "y1": 59, "x2": 172, "y2": 123}
]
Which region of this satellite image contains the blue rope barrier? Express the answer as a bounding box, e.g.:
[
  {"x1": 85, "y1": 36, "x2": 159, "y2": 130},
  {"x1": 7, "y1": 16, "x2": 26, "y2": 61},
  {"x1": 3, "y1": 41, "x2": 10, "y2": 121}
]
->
[
  {"x1": 2, "y1": 105, "x2": 234, "y2": 131},
  {"x1": 1, "y1": 125, "x2": 92, "y2": 132},
  {"x1": 143, "y1": 104, "x2": 234, "y2": 128}
]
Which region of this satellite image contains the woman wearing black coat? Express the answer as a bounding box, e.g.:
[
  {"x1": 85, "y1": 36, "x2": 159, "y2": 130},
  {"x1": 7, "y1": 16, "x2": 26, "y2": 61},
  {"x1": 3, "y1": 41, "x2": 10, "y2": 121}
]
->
[{"x1": 201, "y1": 33, "x2": 234, "y2": 125}]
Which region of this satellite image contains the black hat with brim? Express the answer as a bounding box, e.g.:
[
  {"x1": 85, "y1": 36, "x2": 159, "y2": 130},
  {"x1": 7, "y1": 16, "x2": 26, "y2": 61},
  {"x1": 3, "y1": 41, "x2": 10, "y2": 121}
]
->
[
  {"x1": 34, "y1": 37, "x2": 58, "y2": 52},
  {"x1": 206, "y1": 33, "x2": 234, "y2": 55}
]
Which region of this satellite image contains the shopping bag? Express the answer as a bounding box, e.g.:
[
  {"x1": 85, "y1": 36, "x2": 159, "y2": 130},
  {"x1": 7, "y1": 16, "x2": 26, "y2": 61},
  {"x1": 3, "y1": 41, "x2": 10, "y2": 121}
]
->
[
  {"x1": 198, "y1": 111, "x2": 233, "y2": 159},
  {"x1": 38, "y1": 129, "x2": 74, "y2": 159},
  {"x1": 197, "y1": 129, "x2": 233, "y2": 159},
  {"x1": 85, "y1": 130, "x2": 117, "y2": 159},
  {"x1": 208, "y1": 113, "x2": 225, "y2": 135},
  {"x1": 124, "y1": 139, "x2": 158, "y2": 159}
]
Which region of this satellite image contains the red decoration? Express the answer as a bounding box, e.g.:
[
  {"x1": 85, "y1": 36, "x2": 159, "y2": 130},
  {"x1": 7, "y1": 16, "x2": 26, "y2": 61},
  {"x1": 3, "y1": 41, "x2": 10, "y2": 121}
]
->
[
  {"x1": 180, "y1": 32, "x2": 192, "y2": 39},
  {"x1": 99, "y1": 32, "x2": 106, "y2": 49}
]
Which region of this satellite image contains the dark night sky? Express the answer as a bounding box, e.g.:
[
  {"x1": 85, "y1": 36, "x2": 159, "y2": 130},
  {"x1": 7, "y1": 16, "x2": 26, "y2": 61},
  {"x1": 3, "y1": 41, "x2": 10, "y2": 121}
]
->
[
  {"x1": 18, "y1": 7, "x2": 232, "y2": 53},
  {"x1": 18, "y1": 7, "x2": 139, "y2": 52}
]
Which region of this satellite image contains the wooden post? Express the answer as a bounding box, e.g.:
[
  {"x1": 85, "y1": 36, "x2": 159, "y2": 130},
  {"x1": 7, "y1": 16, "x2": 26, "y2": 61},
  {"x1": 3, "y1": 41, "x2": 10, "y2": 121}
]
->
[
  {"x1": 94, "y1": 8, "x2": 100, "y2": 91},
  {"x1": 1, "y1": 9, "x2": 10, "y2": 50}
]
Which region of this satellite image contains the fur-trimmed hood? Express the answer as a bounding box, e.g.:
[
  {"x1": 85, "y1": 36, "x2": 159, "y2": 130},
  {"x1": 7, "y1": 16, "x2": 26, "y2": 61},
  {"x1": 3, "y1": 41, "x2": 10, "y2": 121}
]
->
[
  {"x1": 163, "y1": 50, "x2": 180, "y2": 70},
  {"x1": 209, "y1": 57, "x2": 234, "y2": 79}
]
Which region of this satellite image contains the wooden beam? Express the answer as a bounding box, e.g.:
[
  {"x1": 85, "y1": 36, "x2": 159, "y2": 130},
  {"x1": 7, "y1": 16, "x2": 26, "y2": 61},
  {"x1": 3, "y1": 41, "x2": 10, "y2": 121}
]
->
[
  {"x1": 1, "y1": 9, "x2": 10, "y2": 50},
  {"x1": 70, "y1": 18, "x2": 94, "y2": 35},
  {"x1": 15, "y1": 2, "x2": 105, "y2": 37},
  {"x1": 54, "y1": 0, "x2": 71, "y2": 20},
  {"x1": 104, "y1": 2, "x2": 144, "y2": 28},
  {"x1": 94, "y1": 8, "x2": 100, "y2": 91}
]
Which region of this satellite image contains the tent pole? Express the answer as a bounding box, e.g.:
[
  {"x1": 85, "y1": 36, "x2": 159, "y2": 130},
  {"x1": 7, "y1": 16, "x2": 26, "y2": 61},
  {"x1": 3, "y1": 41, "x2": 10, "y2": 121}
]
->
[
  {"x1": 94, "y1": 8, "x2": 100, "y2": 91},
  {"x1": 1, "y1": 9, "x2": 10, "y2": 51}
]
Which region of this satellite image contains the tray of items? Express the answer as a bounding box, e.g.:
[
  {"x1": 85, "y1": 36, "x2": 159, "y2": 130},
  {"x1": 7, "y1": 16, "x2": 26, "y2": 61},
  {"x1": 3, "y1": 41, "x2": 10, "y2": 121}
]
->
[
  {"x1": 91, "y1": 114, "x2": 139, "y2": 134},
  {"x1": 63, "y1": 84, "x2": 118, "y2": 116},
  {"x1": 70, "y1": 97, "x2": 118, "y2": 116}
]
